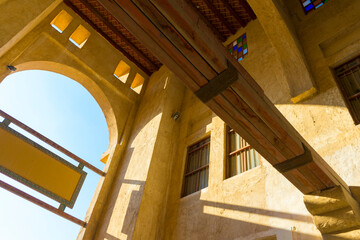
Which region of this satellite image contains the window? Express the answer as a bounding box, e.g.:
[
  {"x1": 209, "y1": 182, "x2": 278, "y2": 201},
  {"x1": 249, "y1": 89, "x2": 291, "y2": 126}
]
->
[
  {"x1": 69, "y1": 25, "x2": 90, "y2": 48},
  {"x1": 50, "y1": 10, "x2": 73, "y2": 33},
  {"x1": 334, "y1": 56, "x2": 360, "y2": 124},
  {"x1": 182, "y1": 137, "x2": 210, "y2": 197},
  {"x1": 227, "y1": 33, "x2": 247, "y2": 62},
  {"x1": 226, "y1": 127, "x2": 260, "y2": 178},
  {"x1": 130, "y1": 73, "x2": 144, "y2": 94},
  {"x1": 300, "y1": 0, "x2": 329, "y2": 14},
  {"x1": 113, "y1": 60, "x2": 130, "y2": 83}
]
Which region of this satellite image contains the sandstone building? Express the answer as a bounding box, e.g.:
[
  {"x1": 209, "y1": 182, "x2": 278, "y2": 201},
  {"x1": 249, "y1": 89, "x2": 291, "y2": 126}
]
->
[{"x1": 1, "y1": 0, "x2": 360, "y2": 239}]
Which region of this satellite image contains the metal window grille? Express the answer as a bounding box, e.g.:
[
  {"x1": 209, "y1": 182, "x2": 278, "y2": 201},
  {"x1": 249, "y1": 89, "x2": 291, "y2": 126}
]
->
[
  {"x1": 182, "y1": 137, "x2": 210, "y2": 197},
  {"x1": 334, "y1": 56, "x2": 360, "y2": 125},
  {"x1": 227, "y1": 127, "x2": 260, "y2": 178}
]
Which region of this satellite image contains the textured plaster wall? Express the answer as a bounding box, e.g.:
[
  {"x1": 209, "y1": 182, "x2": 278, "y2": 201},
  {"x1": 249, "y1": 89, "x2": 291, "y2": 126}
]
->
[
  {"x1": 0, "y1": 2, "x2": 148, "y2": 144},
  {"x1": 95, "y1": 66, "x2": 185, "y2": 240},
  {"x1": 0, "y1": 2, "x2": 153, "y2": 239},
  {"x1": 163, "y1": 1, "x2": 360, "y2": 239},
  {"x1": 226, "y1": 0, "x2": 360, "y2": 187},
  {"x1": 0, "y1": 0, "x2": 55, "y2": 50},
  {"x1": 3, "y1": 1, "x2": 360, "y2": 239},
  {"x1": 246, "y1": 0, "x2": 315, "y2": 99},
  {"x1": 163, "y1": 90, "x2": 321, "y2": 240},
  {"x1": 273, "y1": 0, "x2": 360, "y2": 187}
]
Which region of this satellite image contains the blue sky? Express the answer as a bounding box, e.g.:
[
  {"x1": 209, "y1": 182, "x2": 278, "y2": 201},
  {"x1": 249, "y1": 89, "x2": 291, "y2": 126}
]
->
[{"x1": 0, "y1": 70, "x2": 109, "y2": 240}]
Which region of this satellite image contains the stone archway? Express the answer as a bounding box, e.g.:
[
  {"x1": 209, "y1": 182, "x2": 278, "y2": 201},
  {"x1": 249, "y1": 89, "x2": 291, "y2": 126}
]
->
[{"x1": 7, "y1": 60, "x2": 118, "y2": 148}]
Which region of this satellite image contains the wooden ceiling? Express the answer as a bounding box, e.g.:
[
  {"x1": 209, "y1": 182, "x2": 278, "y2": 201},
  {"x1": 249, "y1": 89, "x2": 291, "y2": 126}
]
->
[
  {"x1": 64, "y1": 0, "x2": 256, "y2": 75},
  {"x1": 64, "y1": 0, "x2": 163, "y2": 75},
  {"x1": 189, "y1": 0, "x2": 256, "y2": 41}
]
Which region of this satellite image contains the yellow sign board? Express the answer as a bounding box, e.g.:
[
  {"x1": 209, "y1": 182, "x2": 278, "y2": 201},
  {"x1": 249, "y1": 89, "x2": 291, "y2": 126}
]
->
[{"x1": 0, "y1": 125, "x2": 86, "y2": 208}]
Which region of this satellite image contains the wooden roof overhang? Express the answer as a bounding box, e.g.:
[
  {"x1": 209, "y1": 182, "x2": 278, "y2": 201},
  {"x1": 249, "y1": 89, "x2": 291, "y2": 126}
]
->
[
  {"x1": 64, "y1": 0, "x2": 256, "y2": 75},
  {"x1": 64, "y1": 0, "x2": 162, "y2": 75},
  {"x1": 67, "y1": 0, "x2": 349, "y2": 196}
]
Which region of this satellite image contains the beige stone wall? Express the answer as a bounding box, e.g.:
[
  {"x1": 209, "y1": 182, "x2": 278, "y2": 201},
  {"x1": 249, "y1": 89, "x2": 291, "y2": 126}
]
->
[
  {"x1": 163, "y1": 90, "x2": 322, "y2": 240},
  {"x1": 162, "y1": 1, "x2": 360, "y2": 239},
  {"x1": 222, "y1": 0, "x2": 360, "y2": 187},
  {"x1": 93, "y1": 66, "x2": 185, "y2": 240},
  {"x1": 0, "y1": 2, "x2": 153, "y2": 239},
  {"x1": 2, "y1": 1, "x2": 360, "y2": 240},
  {"x1": 273, "y1": 0, "x2": 360, "y2": 187}
]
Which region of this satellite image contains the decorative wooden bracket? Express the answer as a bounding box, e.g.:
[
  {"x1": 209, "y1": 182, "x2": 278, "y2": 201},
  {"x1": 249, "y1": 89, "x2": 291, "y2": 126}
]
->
[
  {"x1": 194, "y1": 61, "x2": 238, "y2": 103},
  {"x1": 273, "y1": 144, "x2": 313, "y2": 173}
]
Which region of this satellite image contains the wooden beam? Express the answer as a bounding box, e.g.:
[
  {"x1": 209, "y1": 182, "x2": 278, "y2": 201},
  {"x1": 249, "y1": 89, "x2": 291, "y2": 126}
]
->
[
  {"x1": 98, "y1": 0, "x2": 344, "y2": 194},
  {"x1": 186, "y1": 1, "x2": 227, "y2": 42},
  {"x1": 97, "y1": 0, "x2": 202, "y2": 91},
  {"x1": 117, "y1": 1, "x2": 304, "y2": 162},
  {"x1": 194, "y1": 61, "x2": 238, "y2": 102},
  {"x1": 151, "y1": 0, "x2": 228, "y2": 72},
  {"x1": 273, "y1": 144, "x2": 314, "y2": 173},
  {"x1": 76, "y1": 0, "x2": 158, "y2": 71},
  {"x1": 131, "y1": 0, "x2": 218, "y2": 79},
  {"x1": 201, "y1": 0, "x2": 237, "y2": 34},
  {"x1": 136, "y1": 0, "x2": 303, "y2": 159}
]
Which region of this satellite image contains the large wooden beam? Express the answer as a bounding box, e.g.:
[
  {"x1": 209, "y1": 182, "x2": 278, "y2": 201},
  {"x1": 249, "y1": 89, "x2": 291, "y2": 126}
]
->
[
  {"x1": 96, "y1": 0, "x2": 349, "y2": 194},
  {"x1": 76, "y1": 0, "x2": 158, "y2": 71}
]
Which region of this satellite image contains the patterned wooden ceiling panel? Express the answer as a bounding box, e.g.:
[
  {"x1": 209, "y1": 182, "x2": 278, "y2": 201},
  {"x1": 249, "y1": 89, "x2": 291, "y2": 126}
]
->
[
  {"x1": 189, "y1": 0, "x2": 256, "y2": 41},
  {"x1": 64, "y1": 0, "x2": 162, "y2": 75}
]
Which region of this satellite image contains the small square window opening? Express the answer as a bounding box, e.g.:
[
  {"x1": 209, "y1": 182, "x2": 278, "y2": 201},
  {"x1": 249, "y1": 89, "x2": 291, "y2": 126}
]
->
[
  {"x1": 130, "y1": 73, "x2": 145, "y2": 94},
  {"x1": 50, "y1": 10, "x2": 73, "y2": 33},
  {"x1": 114, "y1": 61, "x2": 131, "y2": 83},
  {"x1": 69, "y1": 25, "x2": 91, "y2": 49}
]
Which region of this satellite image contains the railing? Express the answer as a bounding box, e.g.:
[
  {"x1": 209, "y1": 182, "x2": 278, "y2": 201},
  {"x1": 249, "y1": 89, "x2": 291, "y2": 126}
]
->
[
  {"x1": 0, "y1": 109, "x2": 106, "y2": 226},
  {"x1": 0, "y1": 109, "x2": 105, "y2": 176},
  {"x1": 0, "y1": 180, "x2": 87, "y2": 227}
]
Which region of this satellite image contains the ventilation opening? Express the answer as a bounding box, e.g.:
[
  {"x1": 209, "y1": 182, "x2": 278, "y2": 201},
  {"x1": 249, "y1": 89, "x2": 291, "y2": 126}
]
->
[
  {"x1": 50, "y1": 10, "x2": 73, "y2": 33},
  {"x1": 69, "y1": 25, "x2": 90, "y2": 48},
  {"x1": 130, "y1": 73, "x2": 144, "y2": 94},
  {"x1": 113, "y1": 61, "x2": 130, "y2": 83}
]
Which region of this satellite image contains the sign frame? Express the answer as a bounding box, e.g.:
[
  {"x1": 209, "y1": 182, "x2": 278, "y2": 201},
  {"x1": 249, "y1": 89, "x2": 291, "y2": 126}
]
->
[{"x1": 0, "y1": 122, "x2": 87, "y2": 208}]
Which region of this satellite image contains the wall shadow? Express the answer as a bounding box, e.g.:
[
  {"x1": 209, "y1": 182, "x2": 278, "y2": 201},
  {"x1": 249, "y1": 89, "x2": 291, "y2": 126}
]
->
[{"x1": 170, "y1": 195, "x2": 321, "y2": 239}]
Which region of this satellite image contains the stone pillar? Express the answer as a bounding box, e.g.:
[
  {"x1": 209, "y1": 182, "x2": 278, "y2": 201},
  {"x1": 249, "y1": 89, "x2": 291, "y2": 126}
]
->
[
  {"x1": 93, "y1": 66, "x2": 185, "y2": 240},
  {"x1": 208, "y1": 114, "x2": 226, "y2": 188},
  {"x1": 247, "y1": 0, "x2": 316, "y2": 103}
]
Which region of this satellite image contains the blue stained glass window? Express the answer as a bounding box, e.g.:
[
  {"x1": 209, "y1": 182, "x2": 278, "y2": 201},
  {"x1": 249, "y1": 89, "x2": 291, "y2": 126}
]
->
[
  {"x1": 305, "y1": 4, "x2": 314, "y2": 12},
  {"x1": 300, "y1": 0, "x2": 328, "y2": 13},
  {"x1": 315, "y1": 3, "x2": 324, "y2": 8},
  {"x1": 302, "y1": 0, "x2": 311, "y2": 6},
  {"x1": 227, "y1": 33, "x2": 248, "y2": 62}
]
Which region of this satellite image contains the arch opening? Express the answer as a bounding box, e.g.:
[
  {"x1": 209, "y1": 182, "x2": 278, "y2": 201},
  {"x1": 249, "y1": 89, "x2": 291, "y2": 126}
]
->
[{"x1": 0, "y1": 67, "x2": 115, "y2": 240}]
